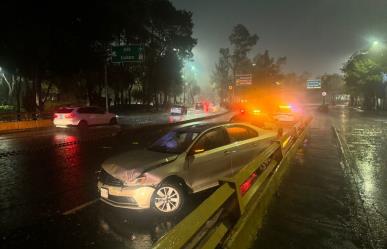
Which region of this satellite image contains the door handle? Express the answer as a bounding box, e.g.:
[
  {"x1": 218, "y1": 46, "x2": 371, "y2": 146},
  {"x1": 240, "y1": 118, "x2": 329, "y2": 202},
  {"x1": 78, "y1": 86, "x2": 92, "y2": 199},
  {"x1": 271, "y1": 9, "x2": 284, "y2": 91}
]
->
[{"x1": 224, "y1": 150, "x2": 231, "y2": 155}]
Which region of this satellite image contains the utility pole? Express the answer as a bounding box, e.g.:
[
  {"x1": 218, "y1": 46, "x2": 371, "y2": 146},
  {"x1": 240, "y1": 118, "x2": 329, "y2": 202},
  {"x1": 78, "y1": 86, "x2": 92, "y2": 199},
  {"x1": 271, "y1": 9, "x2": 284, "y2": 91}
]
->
[
  {"x1": 104, "y1": 60, "x2": 109, "y2": 112},
  {"x1": 183, "y1": 84, "x2": 186, "y2": 104}
]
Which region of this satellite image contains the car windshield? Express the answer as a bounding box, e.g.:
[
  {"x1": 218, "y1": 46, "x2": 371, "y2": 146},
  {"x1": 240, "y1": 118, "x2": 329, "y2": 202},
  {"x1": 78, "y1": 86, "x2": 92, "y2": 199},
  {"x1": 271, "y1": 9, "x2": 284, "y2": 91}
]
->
[{"x1": 148, "y1": 130, "x2": 199, "y2": 154}]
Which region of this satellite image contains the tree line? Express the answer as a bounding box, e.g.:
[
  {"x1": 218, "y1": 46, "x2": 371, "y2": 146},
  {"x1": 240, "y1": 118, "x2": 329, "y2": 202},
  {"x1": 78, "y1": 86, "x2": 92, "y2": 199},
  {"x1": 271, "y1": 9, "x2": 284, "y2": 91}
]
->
[
  {"x1": 0, "y1": 0, "x2": 197, "y2": 112},
  {"x1": 342, "y1": 43, "x2": 387, "y2": 110},
  {"x1": 211, "y1": 24, "x2": 311, "y2": 104}
]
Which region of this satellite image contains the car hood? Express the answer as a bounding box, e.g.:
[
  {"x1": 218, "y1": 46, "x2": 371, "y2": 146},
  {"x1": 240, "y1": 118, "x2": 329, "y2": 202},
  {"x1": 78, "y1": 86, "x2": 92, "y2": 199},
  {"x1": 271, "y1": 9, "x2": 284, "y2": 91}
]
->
[{"x1": 102, "y1": 149, "x2": 178, "y2": 183}]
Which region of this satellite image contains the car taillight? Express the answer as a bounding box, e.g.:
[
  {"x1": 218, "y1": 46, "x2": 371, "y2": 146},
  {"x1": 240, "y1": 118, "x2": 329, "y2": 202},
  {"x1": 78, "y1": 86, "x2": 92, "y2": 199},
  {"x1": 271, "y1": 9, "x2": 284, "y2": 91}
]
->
[
  {"x1": 53, "y1": 114, "x2": 58, "y2": 119},
  {"x1": 240, "y1": 109, "x2": 246, "y2": 114},
  {"x1": 64, "y1": 113, "x2": 75, "y2": 119}
]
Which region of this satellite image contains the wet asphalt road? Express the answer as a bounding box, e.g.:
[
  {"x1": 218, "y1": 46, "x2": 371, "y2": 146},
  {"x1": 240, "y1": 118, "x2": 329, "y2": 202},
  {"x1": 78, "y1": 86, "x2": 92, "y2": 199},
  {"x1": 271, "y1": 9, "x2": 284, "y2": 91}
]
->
[
  {"x1": 331, "y1": 107, "x2": 387, "y2": 248},
  {"x1": 0, "y1": 112, "x2": 232, "y2": 248},
  {"x1": 1, "y1": 108, "x2": 387, "y2": 249},
  {"x1": 254, "y1": 107, "x2": 387, "y2": 249}
]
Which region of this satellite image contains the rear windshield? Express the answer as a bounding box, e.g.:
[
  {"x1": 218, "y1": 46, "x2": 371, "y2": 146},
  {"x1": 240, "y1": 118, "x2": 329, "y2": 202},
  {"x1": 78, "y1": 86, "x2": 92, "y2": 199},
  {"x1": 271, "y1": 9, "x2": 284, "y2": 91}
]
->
[{"x1": 55, "y1": 107, "x2": 74, "y2": 114}]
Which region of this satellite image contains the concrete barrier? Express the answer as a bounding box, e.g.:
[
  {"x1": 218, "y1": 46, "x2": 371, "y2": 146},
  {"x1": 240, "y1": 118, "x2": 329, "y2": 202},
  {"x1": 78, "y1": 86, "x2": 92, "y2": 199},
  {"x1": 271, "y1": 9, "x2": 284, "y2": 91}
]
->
[{"x1": 0, "y1": 119, "x2": 53, "y2": 132}]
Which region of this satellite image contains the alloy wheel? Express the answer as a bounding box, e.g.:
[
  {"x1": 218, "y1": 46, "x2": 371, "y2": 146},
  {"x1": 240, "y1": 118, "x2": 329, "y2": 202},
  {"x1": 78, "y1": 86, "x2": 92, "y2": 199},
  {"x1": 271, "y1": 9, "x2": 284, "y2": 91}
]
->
[{"x1": 154, "y1": 186, "x2": 181, "y2": 213}]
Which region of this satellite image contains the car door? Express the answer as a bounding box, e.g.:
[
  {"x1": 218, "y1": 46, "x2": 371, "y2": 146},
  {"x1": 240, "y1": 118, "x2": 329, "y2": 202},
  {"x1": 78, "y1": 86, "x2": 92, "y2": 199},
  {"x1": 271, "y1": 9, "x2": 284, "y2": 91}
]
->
[
  {"x1": 186, "y1": 127, "x2": 232, "y2": 192},
  {"x1": 225, "y1": 125, "x2": 264, "y2": 174},
  {"x1": 95, "y1": 107, "x2": 108, "y2": 124},
  {"x1": 84, "y1": 107, "x2": 99, "y2": 125},
  {"x1": 77, "y1": 107, "x2": 92, "y2": 125}
]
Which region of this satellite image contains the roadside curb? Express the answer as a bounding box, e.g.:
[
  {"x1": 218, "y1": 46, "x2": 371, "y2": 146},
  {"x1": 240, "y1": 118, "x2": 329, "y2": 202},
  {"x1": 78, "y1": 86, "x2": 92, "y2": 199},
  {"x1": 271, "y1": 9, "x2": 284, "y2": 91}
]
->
[{"x1": 0, "y1": 119, "x2": 53, "y2": 133}]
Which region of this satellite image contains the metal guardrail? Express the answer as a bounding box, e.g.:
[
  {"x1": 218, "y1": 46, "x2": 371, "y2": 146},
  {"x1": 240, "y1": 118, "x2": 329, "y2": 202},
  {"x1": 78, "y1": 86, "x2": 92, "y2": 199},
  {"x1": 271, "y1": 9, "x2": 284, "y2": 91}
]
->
[
  {"x1": 153, "y1": 116, "x2": 312, "y2": 249},
  {"x1": 0, "y1": 112, "x2": 53, "y2": 122}
]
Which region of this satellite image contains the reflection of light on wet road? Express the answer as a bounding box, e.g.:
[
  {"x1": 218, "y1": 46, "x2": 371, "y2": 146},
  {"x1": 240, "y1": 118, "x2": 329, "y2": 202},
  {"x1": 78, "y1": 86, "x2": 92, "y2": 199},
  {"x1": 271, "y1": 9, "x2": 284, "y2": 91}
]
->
[
  {"x1": 0, "y1": 138, "x2": 17, "y2": 152},
  {"x1": 333, "y1": 107, "x2": 387, "y2": 247},
  {"x1": 51, "y1": 134, "x2": 86, "y2": 212},
  {"x1": 54, "y1": 133, "x2": 77, "y2": 143}
]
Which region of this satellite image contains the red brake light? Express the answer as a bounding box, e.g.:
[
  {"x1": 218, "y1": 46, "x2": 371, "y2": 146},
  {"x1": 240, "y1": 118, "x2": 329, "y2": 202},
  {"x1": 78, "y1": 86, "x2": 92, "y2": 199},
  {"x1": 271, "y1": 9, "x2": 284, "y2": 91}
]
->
[
  {"x1": 240, "y1": 109, "x2": 246, "y2": 114},
  {"x1": 53, "y1": 114, "x2": 58, "y2": 119}
]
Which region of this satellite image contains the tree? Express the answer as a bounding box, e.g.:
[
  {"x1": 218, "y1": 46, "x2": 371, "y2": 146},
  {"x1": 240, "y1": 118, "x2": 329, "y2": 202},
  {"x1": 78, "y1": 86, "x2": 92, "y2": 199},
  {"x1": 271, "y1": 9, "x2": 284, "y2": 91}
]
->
[
  {"x1": 229, "y1": 24, "x2": 259, "y2": 78},
  {"x1": 0, "y1": 0, "x2": 196, "y2": 111},
  {"x1": 211, "y1": 48, "x2": 232, "y2": 104},
  {"x1": 252, "y1": 50, "x2": 286, "y2": 89},
  {"x1": 321, "y1": 73, "x2": 345, "y2": 105},
  {"x1": 342, "y1": 52, "x2": 383, "y2": 109}
]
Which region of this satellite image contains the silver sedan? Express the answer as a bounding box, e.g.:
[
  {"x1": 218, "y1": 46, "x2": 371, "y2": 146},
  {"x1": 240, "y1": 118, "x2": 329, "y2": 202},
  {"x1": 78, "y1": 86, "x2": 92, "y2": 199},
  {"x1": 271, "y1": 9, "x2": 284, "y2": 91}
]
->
[{"x1": 97, "y1": 122, "x2": 276, "y2": 215}]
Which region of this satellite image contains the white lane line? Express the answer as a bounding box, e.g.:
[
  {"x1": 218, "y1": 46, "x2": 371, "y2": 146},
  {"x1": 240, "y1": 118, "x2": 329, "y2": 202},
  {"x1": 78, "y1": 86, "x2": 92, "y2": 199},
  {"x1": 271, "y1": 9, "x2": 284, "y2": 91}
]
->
[{"x1": 62, "y1": 198, "x2": 99, "y2": 215}]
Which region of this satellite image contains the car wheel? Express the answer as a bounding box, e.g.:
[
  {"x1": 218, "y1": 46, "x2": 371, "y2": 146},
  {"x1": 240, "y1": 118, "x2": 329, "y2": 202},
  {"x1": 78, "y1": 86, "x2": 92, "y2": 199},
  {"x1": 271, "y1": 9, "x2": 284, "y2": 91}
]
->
[
  {"x1": 109, "y1": 117, "x2": 117, "y2": 125},
  {"x1": 78, "y1": 120, "x2": 88, "y2": 129},
  {"x1": 152, "y1": 182, "x2": 185, "y2": 215}
]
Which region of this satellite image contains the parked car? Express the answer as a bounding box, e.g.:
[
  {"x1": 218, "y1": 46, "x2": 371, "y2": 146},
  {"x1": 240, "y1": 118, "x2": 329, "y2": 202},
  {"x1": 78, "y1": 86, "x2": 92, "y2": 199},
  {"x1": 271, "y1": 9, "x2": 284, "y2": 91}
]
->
[
  {"x1": 97, "y1": 122, "x2": 276, "y2": 215},
  {"x1": 170, "y1": 105, "x2": 188, "y2": 115},
  {"x1": 53, "y1": 106, "x2": 117, "y2": 128}
]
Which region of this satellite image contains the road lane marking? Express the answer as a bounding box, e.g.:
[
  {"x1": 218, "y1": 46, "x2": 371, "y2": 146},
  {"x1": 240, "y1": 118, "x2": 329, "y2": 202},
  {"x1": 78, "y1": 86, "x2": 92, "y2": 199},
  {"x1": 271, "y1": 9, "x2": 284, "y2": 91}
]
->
[{"x1": 62, "y1": 198, "x2": 99, "y2": 215}]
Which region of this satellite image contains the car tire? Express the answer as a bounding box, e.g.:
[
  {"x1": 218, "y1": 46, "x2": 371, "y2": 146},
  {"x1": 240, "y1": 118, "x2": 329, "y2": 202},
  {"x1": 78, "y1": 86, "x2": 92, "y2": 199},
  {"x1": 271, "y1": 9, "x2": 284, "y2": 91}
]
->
[
  {"x1": 109, "y1": 117, "x2": 117, "y2": 125},
  {"x1": 151, "y1": 182, "x2": 185, "y2": 216},
  {"x1": 78, "y1": 120, "x2": 88, "y2": 129}
]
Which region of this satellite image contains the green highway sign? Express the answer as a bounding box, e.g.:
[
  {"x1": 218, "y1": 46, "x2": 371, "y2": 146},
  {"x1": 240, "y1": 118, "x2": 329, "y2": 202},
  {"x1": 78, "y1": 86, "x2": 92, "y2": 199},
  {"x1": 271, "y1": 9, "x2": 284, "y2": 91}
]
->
[
  {"x1": 235, "y1": 74, "x2": 252, "y2": 86},
  {"x1": 111, "y1": 45, "x2": 144, "y2": 63},
  {"x1": 306, "y1": 79, "x2": 321, "y2": 89}
]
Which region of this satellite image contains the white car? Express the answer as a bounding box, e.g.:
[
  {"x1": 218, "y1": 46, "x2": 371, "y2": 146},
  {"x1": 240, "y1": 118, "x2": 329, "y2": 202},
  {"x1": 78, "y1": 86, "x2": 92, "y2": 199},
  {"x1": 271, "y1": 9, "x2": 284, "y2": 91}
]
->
[
  {"x1": 97, "y1": 122, "x2": 276, "y2": 215},
  {"x1": 53, "y1": 106, "x2": 117, "y2": 128},
  {"x1": 170, "y1": 105, "x2": 188, "y2": 115}
]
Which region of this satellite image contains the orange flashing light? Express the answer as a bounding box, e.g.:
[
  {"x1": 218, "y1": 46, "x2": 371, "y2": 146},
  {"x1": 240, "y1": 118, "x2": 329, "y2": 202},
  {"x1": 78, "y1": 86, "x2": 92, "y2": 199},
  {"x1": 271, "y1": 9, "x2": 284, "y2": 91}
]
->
[{"x1": 279, "y1": 105, "x2": 292, "y2": 109}]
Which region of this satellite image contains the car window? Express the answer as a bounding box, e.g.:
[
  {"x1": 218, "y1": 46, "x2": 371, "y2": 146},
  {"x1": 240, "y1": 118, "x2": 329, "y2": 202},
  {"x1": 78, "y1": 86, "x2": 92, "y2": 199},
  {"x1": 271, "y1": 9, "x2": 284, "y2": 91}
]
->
[
  {"x1": 88, "y1": 107, "x2": 99, "y2": 114},
  {"x1": 77, "y1": 107, "x2": 102, "y2": 114},
  {"x1": 56, "y1": 107, "x2": 74, "y2": 114},
  {"x1": 226, "y1": 125, "x2": 258, "y2": 143},
  {"x1": 77, "y1": 107, "x2": 90, "y2": 114},
  {"x1": 95, "y1": 107, "x2": 105, "y2": 114},
  {"x1": 148, "y1": 130, "x2": 199, "y2": 154},
  {"x1": 192, "y1": 128, "x2": 229, "y2": 153}
]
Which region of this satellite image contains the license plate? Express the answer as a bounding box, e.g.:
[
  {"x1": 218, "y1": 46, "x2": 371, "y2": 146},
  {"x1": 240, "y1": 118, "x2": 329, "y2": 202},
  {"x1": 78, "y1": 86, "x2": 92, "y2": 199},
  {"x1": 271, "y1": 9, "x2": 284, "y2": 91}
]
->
[
  {"x1": 100, "y1": 188, "x2": 108, "y2": 198},
  {"x1": 60, "y1": 114, "x2": 64, "y2": 119}
]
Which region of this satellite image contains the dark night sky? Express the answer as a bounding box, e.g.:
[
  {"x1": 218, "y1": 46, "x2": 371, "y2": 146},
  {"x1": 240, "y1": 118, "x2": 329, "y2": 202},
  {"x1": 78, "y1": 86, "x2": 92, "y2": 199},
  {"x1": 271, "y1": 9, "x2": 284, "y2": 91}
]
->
[{"x1": 172, "y1": 0, "x2": 387, "y2": 86}]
